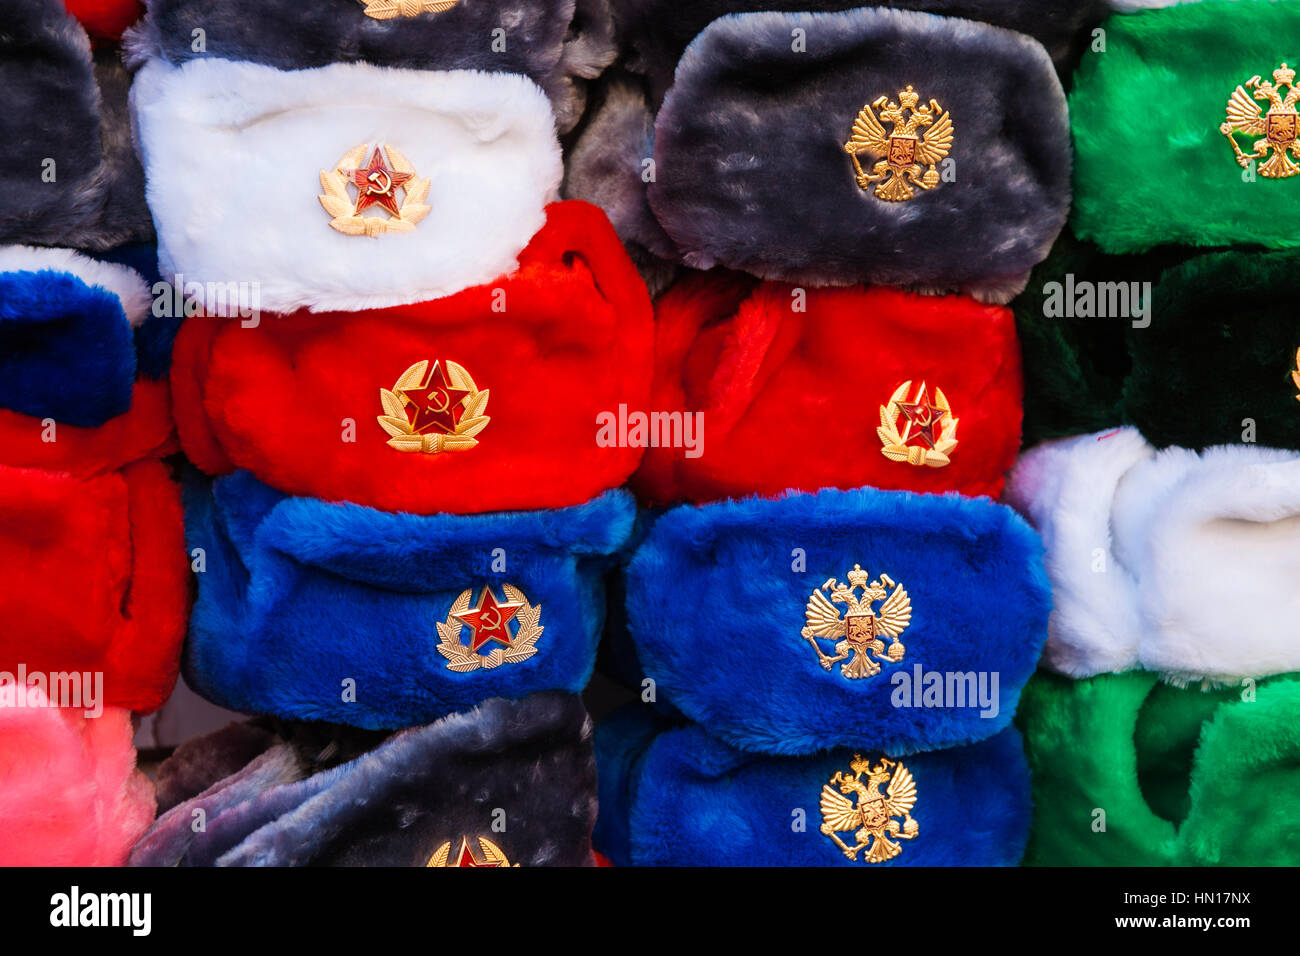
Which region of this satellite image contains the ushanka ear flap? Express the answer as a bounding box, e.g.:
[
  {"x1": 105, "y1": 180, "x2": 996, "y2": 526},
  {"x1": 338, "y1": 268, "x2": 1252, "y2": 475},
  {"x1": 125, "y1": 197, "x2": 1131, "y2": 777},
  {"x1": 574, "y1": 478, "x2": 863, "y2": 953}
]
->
[
  {"x1": 631, "y1": 273, "x2": 1024, "y2": 506},
  {"x1": 626, "y1": 487, "x2": 1050, "y2": 756},
  {"x1": 134, "y1": 694, "x2": 599, "y2": 867},
  {"x1": 1124, "y1": 250, "x2": 1300, "y2": 451},
  {"x1": 1072, "y1": 1, "x2": 1300, "y2": 252},
  {"x1": 0, "y1": 688, "x2": 155, "y2": 866},
  {"x1": 623, "y1": 723, "x2": 1030, "y2": 866},
  {"x1": 184, "y1": 470, "x2": 633, "y2": 728},
  {"x1": 127, "y1": 0, "x2": 614, "y2": 134},
  {"x1": 1002, "y1": 427, "x2": 1154, "y2": 678},
  {"x1": 131, "y1": 57, "x2": 562, "y2": 314},
  {"x1": 647, "y1": 9, "x2": 1071, "y2": 303},
  {"x1": 1110, "y1": 444, "x2": 1300, "y2": 685},
  {"x1": 171, "y1": 202, "x2": 653, "y2": 515},
  {"x1": 0, "y1": 0, "x2": 152, "y2": 251}
]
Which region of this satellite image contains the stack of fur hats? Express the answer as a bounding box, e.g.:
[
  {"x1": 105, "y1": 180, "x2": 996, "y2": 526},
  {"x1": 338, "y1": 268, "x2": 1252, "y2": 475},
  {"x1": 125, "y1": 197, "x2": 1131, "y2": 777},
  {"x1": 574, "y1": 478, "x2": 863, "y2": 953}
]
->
[
  {"x1": 1008, "y1": 0, "x2": 1300, "y2": 865},
  {"x1": 581, "y1": 4, "x2": 1089, "y2": 866},
  {"x1": 113, "y1": 0, "x2": 641, "y2": 866}
]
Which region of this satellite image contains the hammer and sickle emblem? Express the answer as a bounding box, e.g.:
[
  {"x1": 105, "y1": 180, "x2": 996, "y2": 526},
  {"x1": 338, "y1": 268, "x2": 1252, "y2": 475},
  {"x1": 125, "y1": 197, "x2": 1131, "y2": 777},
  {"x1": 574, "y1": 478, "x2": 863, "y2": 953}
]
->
[
  {"x1": 480, "y1": 608, "x2": 502, "y2": 630},
  {"x1": 367, "y1": 168, "x2": 394, "y2": 195},
  {"x1": 424, "y1": 387, "x2": 450, "y2": 414}
]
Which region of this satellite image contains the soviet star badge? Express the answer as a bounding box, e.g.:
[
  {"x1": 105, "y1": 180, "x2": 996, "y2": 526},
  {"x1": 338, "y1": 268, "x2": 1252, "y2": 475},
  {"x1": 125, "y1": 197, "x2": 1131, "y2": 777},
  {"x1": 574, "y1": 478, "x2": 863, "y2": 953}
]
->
[
  {"x1": 436, "y1": 584, "x2": 543, "y2": 672},
  {"x1": 801, "y1": 565, "x2": 911, "y2": 680},
  {"x1": 319, "y1": 143, "x2": 431, "y2": 237},
  {"x1": 378, "y1": 359, "x2": 490, "y2": 454},
  {"x1": 360, "y1": 0, "x2": 460, "y2": 21},
  {"x1": 820, "y1": 755, "x2": 919, "y2": 863},
  {"x1": 427, "y1": 836, "x2": 519, "y2": 867},
  {"x1": 878, "y1": 380, "x2": 958, "y2": 468},
  {"x1": 845, "y1": 85, "x2": 954, "y2": 201},
  {"x1": 1222, "y1": 63, "x2": 1300, "y2": 178}
]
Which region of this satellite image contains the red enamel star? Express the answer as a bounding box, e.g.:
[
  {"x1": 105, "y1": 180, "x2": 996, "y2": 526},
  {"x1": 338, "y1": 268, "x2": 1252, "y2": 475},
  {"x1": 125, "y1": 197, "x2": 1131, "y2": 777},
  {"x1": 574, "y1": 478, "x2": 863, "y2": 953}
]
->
[
  {"x1": 399, "y1": 361, "x2": 471, "y2": 435},
  {"x1": 453, "y1": 837, "x2": 501, "y2": 868},
  {"x1": 454, "y1": 587, "x2": 524, "y2": 652},
  {"x1": 349, "y1": 146, "x2": 413, "y2": 218},
  {"x1": 896, "y1": 382, "x2": 945, "y2": 450}
]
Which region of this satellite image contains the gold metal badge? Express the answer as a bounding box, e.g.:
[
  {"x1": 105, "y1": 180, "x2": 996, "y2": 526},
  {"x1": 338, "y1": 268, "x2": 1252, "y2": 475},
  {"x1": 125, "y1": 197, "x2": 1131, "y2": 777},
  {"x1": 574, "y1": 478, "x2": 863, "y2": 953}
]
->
[
  {"x1": 802, "y1": 565, "x2": 911, "y2": 679},
  {"x1": 845, "y1": 85, "x2": 953, "y2": 201},
  {"x1": 1292, "y1": 347, "x2": 1300, "y2": 401},
  {"x1": 878, "y1": 380, "x2": 958, "y2": 468},
  {"x1": 1222, "y1": 63, "x2": 1300, "y2": 178},
  {"x1": 820, "y1": 755, "x2": 919, "y2": 863},
  {"x1": 319, "y1": 143, "x2": 431, "y2": 237},
  {"x1": 361, "y1": 0, "x2": 459, "y2": 20},
  {"x1": 427, "y1": 836, "x2": 519, "y2": 868},
  {"x1": 436, "y1": 584, "x2": 543, "y2": 672},
  {"x1": 378, "y1": 360, "x2": 490, "y2": 454}
]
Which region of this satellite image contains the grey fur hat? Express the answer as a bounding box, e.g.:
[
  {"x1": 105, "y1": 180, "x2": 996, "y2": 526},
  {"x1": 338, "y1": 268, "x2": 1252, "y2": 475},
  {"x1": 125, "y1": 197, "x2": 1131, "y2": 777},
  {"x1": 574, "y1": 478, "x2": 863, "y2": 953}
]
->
[
  {"x1": 0, "y1": 0, "x2": 152, "y2": 251},
  {"x1": 126, "y1": 0, "x2": 617, "y2": 133}
]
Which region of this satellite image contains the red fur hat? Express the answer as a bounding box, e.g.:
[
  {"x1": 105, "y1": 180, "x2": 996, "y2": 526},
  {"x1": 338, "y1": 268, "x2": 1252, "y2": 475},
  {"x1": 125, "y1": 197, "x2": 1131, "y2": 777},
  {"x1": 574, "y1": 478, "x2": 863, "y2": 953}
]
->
[
  {"x1": 63, "y1": 0, "x2": 142, "y2": 42},
  {"x1": 172, "y1": 201, "x2": 654, "y2": 515},
  {"x1": 633, "y1": 272, "x2": 1023, "y2": 506}
]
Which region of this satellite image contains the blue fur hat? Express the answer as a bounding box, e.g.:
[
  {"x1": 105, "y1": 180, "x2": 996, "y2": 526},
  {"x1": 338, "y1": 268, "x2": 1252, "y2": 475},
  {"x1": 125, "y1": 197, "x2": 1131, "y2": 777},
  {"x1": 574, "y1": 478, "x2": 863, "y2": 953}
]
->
[
  {"x1": 625, "y1": 487, "x2": 1050, "y2": 755},
  {"x1": 184, "y1": 470, "x2": 634, "y2": 729},
  {"x1": 595, "y1": 710, "x2": 1031, "y2": 866}
]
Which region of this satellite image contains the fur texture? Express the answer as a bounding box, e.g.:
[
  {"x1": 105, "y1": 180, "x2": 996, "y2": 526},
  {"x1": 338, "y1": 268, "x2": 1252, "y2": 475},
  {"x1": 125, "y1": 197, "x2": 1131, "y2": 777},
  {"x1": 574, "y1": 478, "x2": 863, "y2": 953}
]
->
[
  {"x1": 647, "y1": 9, "x2": 1071, "y2": 301},
  {"x1": 591, "y1": 702, "x2": 672, "y2": 867},
  {"x1": 170, "y1": 202, "x2": 653, "y2": 515},
  {"x1": 129, "y1": 693, "x2": 599, "y2": 867},
  {"x1": 0, "y1": 688, "x2": 154, "y2": 866},
  {"x1": 611, "y1": 0, "x2": 1108, "y2": 105},
  {"x1": 0, "y1": 0, "x2": 151, "y2": 250},
  {"x1": 0, "y1": 459, "x2": 188, "y2": 712},
  {"x1": 1126, "y1": 250, "x2": 1300, "y2": 451},
  {"x1": 612, "y1": 722, "x2": 1030, "y2": 866},
  {"x1": 632, "y1": 273, "x2": 1024, "y2": 506},
  {"x1": 128, "y1": 0, "x2": 615, "y2": 133},
  {"x1": 152, "y1": 721, "x2": 279, "y2": 814},
  {"x1": 625, "y1": 487, "x2": 1050, "y2": 755},
  {"x1": 1071, "y1": 0, "x2": 1300, "y2": 252},
  {"x1": 1020, "y1": 670, "x2": 1300, "y2": 865},
  {"x1": 131, "y1": 58, "x2": 562, "y2": 314},
  {"x1": 184, "y1": 470, "x2": 633, "y2": 728},
  {"x1": 1002, "y1": 428, "x2": 1154, "y2": 678}
]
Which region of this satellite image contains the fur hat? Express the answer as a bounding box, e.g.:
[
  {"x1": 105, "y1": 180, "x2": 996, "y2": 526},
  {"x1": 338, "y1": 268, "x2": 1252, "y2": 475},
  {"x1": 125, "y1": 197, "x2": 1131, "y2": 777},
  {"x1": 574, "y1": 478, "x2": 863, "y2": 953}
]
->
[
  {"x1": 0, "y1": 687, "x2": 155, "y2": 866},
  {"x1": 129, "y1": 693, "x2": 599, "y2": 866},
  {"x1": 632, "y1": 272, "x2": 1024, "y2": 506},
  {"x1": 171, "y1": 202, "x2": 652, "y2": 515},
  {"x1": 126, "y1": 0, "x2": 615, "y2": 134},
  {"x1": 1006, "y1": 428, "x2": 1300, "y2": 684},
  {"x1": 130, "y1": 56, "x2": 563, "y2": 314},
  {"x1": 596, "y1": 712, "x2": 1031, "y2": 866},
  {"x1": 184, "y1": 469, "x2": 633, "y2": 728},
  {"x1": 1072, "y1": 1, "x2": 1300, "y2": 252},
  {"x1": 625, "y1": 487, "x2": 1050, "y2": 755},
  {"x1": 64, "y1": 1, "x2": 144, "y2": 42},
  {"x1": 0, "y1": 249, "x2": 186, "y2": 713},
  {"x1": 1019, "y1": 670, "x2": 1300, "y2": 865},
  {"x1": 638, "y1": 9, "x2": 1070, "y2": 302},
  {"x1": 0, "y1": 0, "x2": 153, "y2": 251}
]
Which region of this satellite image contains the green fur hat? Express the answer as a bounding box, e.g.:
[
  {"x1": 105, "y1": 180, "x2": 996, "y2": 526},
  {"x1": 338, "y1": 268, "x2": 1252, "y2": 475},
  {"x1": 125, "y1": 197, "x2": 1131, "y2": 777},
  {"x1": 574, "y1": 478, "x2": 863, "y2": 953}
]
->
[{"x1": 1018, "y1": 670, "x2": 1300, "y2": 866}]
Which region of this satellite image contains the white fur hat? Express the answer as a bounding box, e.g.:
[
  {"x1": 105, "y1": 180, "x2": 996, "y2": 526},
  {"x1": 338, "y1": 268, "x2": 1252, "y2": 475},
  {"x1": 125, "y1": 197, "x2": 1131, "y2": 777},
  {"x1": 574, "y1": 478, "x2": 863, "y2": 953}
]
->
[
  {"x1": 130, "y1": 57, "x2": 562, "y2": 315},
  {"x1": 1006, "y1": 428, "x2": 1300, "y2": 683}
]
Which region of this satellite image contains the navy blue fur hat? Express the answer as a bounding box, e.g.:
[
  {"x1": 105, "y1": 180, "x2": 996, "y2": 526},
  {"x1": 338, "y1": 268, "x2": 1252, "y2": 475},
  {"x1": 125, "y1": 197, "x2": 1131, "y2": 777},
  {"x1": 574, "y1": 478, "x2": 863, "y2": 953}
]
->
[
  {"x1": 625, "y1": 487, "x2": 1049, "y2": 755},
  {"x1": 184, "y1": 470, "x2": 634, "y2": 729},
  {"x1": 596, "y1": 713, "x2": 1031, "y2": 866}
]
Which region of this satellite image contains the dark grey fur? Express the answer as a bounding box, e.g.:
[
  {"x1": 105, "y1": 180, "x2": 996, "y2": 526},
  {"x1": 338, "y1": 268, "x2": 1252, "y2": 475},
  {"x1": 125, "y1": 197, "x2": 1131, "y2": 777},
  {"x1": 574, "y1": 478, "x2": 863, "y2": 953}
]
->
[{"x1": 647, "y1": 9, "x2": 1071, "y2": 299}]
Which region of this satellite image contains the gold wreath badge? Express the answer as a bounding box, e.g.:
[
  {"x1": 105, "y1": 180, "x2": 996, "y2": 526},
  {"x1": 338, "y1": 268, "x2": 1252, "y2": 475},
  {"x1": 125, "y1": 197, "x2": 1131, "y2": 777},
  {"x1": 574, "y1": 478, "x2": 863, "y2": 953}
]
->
[
  {"x1": 427, "y1": 836, "x2": 518, "y2": 867},
  {"x1": 436, "y1": 584, "x2": 543, "y2": 672},
  {"x1": 319, "y1": 143, "x2": 431, "y2": 237},
  {"x1": 820, "y1": 755, "x2": 919, "y2": 863},
  {"x1": 378, "y1": 359, "x2": 490, "y2": 454},
  {"x1": 361, "y1": 0, "x2": 460, "y2": 19},
  {"x1": 1292, "y1": 347, "x2": 1300, "y2": 401},
  {"x1": 878, "y1": 380, "x2": 958, "y2": 468},
  {"x1": 1222, "y1": 63, "x2": 1300, "y2": 178}
]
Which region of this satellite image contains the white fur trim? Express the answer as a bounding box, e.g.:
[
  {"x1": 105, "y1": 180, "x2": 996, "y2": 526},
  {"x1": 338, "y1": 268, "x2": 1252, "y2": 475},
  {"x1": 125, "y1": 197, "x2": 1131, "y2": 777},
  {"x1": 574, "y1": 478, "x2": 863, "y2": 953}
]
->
[
  {"x1": 0, "y1": 245, "x2": 152, "y2": 328},
  {"x1": 130, "y1": 58, "x2": 561, "y2": 315},
  {"x1": 1112, "y1": 444, "x2": 1300, "y2": 685},
  {"x1": 1003, "y1": 427, "x2": 1154, "y2": 678}
]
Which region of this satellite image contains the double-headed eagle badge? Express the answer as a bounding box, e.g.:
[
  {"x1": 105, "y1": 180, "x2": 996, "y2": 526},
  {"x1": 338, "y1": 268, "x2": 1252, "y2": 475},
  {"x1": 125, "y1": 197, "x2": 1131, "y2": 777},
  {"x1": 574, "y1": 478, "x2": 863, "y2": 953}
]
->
[
  {"x1": 1222, "y1": 63, "x2": 1300, "y2": 178},
  {"x1": 845, "y1": 85, "x2": 954, "y2": 201},
  {"x1": 820, "y1": 755, "x2": 919, "y2": 863},
  {"x1": 802, "y1": 565, "x2": 911, "y2": 680}
]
